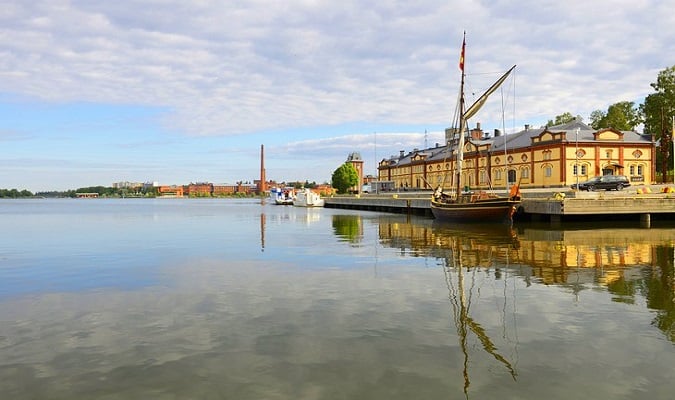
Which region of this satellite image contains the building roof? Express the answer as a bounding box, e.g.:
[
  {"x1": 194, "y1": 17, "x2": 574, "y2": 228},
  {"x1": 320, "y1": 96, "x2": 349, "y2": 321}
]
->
[
  {"x1": 490, "y1": 121, "x2": 652, "y2": 153},
  {"x1": 380, "y1": 120, "x2": 653, "y2": 169}
]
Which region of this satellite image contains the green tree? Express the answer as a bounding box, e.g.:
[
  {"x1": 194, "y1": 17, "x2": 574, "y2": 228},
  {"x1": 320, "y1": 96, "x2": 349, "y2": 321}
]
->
[
  {"x1": 641, "y1": 65, "x2": 675, "y2": 137},
  {"x1": 331, "y1": 163, "x2": 359, "y2": 194},
  {"x1": 546, "y1": 112, "x2": 578, "y2": 127},
  {"x1": 589, "y1": 101, "x2": 640, "y2": 130},
  {"x1": 640, "y1": 65, "x2": 675, "y2": 181},
  {"x1": 0, "y1": 188, "x2": 34, "y2": 198}
]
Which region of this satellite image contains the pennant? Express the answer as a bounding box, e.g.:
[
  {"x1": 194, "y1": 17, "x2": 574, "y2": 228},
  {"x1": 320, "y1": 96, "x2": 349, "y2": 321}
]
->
[{"x1": 459, "y1": 35, "x2": 465, "y2": 72}]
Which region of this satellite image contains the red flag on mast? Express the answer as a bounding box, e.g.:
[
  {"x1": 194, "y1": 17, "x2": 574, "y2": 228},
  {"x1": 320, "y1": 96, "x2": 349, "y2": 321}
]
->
[{"x1": 459, "y1": 34, "x2": 465, "y2": 72}]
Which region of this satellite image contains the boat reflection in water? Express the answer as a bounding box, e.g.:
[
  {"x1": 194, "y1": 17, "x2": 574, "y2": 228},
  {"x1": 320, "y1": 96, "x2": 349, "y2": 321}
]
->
[
  {"x1": 365, "y1": 216, "x2": 675, "y2": 396},
  {"x1": 373, "y1": 217, "x2": 675, "y2": 312},
  {"x1": 433, "y1": 222, "x2": 520, "y2": 397}
]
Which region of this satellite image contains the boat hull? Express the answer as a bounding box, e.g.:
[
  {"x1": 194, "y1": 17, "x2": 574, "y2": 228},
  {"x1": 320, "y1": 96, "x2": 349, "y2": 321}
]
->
[
  {"x1": 274, "y1": 198, "x2": 294, "y2": 205},
  {"x1": 293, "y1": 190, "x2": 325, "y2": 207},
  {"x1": 270, "y1": 187, "x2": 295, "y2": 205},
  {"x1": 431, "y1": 197, "x2": 519, "y2": 223}
]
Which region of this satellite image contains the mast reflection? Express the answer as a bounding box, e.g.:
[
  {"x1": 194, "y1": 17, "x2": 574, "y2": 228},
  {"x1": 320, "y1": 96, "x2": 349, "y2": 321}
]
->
[
  {"x1": 370, "y1": 217, "x2": 675, "y2": 343},
  {"x1": 439, "y1": 224, "x2": 519, "y2": 397}
]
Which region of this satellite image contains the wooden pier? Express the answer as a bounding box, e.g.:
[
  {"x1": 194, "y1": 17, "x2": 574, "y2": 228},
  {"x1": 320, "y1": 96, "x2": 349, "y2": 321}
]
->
[{"x1": 324, "y1": 191, "x2": 675, "y2": 227}]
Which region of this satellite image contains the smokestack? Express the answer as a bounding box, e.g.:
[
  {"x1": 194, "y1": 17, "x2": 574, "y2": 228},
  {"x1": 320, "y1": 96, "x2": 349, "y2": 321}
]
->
[
  {"x1": 400, "y1": 150, "x2": 405, "y2": 157},
  {"x1": 260, "y1": 144, "x2": 266, "y2": 193}
]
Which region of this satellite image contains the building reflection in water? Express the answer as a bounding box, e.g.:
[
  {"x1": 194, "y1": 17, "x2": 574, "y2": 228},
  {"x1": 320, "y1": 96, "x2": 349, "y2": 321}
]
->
[
  {"x1": 331, "y1": 214, "x2": 675, "y2": 341},
  {"x1": 357, "y1": 216, "x2": 674, "y2": 396}
]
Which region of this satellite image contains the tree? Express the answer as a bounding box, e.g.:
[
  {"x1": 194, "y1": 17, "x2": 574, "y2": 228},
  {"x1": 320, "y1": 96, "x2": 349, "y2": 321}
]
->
[
  {"x1": 546, "y1": 112, "x2": 578, "y2": 127},
  {"x1": 641, "y1": 65, "x2": 675, "y2": 136},
  {"x1": 640, "y1": 65, "x2": 675, "y2": 181},
  {"x1": 331, "y1": 163, "x2": 359, "y2": 194},
  {"x1": 589, "y1": 101, "x2": 640, "y2": 130}
]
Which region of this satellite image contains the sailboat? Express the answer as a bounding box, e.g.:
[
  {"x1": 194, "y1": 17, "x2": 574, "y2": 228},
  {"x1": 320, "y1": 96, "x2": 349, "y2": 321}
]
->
[{"x1": 431, "y1": 34, "x2": 521, "y2": 223}]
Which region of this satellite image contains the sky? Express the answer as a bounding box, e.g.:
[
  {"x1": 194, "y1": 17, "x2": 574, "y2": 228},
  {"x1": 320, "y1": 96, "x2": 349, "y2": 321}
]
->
[{"x1": 1, "y1": 0, "x2": 674, "y2": 192}]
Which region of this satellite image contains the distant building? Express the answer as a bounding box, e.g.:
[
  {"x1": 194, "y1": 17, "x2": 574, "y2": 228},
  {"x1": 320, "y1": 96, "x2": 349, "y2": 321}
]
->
[
  {"x1": 158, "y1": 185, "x2": 184, "y2": 197},
  {"x1": 185, "y1": 182, "x2": 213, "y2": 197},
  {"x1": 213, "y1": 184, "x2": 236, "y2": 196},
  {"x1": 112, "y1": 181, "x2": 143, "y2": 189},
  {"x1": 346, "y1": 152, "x2": 364, "y2": 193},
  {"x1": 76, "y1": 192, "x2": 99, "y2": 198}
]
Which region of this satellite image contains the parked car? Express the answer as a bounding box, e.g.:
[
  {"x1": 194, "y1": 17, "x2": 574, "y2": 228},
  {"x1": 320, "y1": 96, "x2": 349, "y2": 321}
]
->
[{"x1": 571, "y1": 175, "x2": 631, "y2": 191}]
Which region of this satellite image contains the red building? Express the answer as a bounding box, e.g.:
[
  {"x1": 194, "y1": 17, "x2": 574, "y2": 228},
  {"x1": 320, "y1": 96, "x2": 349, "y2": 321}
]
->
[{"x1": 185, "y1": 182, "x2": 213, "y2": 197}]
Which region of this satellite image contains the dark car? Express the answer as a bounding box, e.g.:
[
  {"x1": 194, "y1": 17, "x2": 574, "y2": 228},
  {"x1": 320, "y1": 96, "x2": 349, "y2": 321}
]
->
[{"x1": 571, "y1": 175, "x2": 631, "y2": 191}]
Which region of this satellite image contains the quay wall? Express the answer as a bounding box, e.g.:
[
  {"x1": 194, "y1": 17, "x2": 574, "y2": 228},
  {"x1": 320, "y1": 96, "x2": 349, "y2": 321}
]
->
[{"x1": 324, "y1": 191, "x2": 675, "y2": 224}]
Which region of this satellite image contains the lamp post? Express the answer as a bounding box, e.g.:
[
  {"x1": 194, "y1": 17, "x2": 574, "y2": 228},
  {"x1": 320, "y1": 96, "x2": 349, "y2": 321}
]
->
[{"x1": 575, "y1": 127, "x2": 580, "y2": 190}]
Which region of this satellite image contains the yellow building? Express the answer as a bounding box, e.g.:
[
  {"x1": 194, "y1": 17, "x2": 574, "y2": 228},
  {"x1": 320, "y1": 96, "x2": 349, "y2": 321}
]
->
[{"x1": 378, "y1": 120, "x2": 655, "y2": 191}]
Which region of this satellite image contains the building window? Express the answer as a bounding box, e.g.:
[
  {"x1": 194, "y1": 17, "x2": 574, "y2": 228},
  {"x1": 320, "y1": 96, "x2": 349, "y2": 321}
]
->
[
  {"x1": 545, "y1": 166, "x2": 552, "y2": 177},
  {"x1": 480, "y1": 170, "x2": 487, "y2": 184},
  {"x1": 581, "y1": 165, "x2": 587, "y2": 175},
  {"x1": 521, "y1": 167, "x2": 530, "y2": 178},
  {"x1": 573, "y1": 165, "x2": 578, "y2": 175},
  {"x1": 638, "y1": 165, "x2": 643, "y2": 176},
  {"x1": 630, "y1": 165, "x2": 635, "y2": 175},
  {"x1": 495, "y1": 170, "x2": 502, "y2": 180}
]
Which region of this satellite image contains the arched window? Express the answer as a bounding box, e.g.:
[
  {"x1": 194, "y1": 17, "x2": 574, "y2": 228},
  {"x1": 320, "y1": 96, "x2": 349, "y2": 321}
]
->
[
  {"x1": 521, "y1": 166, "x2": 530, "y2": 179},
  {"x1": 480, "y1": 170, "x2": 487, "y2": 184}
]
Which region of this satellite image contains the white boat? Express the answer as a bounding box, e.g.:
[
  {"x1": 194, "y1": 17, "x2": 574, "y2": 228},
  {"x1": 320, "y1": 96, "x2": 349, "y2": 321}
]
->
[
  {"x1": 293, "y1": 188, "x2": 325, "y2": 207},
  {"x1": 270, "y1": 187, "x2": 295, "y2": 205}
]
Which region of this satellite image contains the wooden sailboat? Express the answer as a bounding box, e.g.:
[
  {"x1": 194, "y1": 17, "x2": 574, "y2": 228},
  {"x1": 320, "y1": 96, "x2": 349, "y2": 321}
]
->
[{"x1": 431, "y1": 34, "x2": 521, "y2": 223}]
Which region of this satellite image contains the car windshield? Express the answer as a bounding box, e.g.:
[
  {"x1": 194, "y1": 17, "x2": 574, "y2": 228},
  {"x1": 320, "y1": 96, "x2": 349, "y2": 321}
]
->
[{"x1": 584, "y1": 177, "x2": 601, "y2": 184}]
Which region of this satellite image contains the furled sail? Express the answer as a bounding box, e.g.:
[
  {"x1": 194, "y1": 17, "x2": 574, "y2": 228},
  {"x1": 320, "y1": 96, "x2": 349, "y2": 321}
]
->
[{"x1": 463, "y1": 65, "x2": 516, "y2": 121}]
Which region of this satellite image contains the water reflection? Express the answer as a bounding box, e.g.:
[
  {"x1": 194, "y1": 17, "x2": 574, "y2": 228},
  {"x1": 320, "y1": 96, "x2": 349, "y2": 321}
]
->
[
  {"x1": 331, "y1": 215, "x2": 364, "y2": 244},
  {"x1": 371, "y1": 217, "x2": 675, "y2": 343},
  {"x1": 3, "y1": 201, "x2": 675, "y2": 399},
  {"x1": 439, "y1": 225, "x2": 520, "y2": 397}
]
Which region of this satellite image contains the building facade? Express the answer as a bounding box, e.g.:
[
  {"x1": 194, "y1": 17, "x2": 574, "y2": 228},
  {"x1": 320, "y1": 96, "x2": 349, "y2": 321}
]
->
[
  {"x1": 378, "y1": 120, "x2": 655, "y2": 191},
  {"x1": 346, "y1": 152, "x2": 364, "y2": 193}
]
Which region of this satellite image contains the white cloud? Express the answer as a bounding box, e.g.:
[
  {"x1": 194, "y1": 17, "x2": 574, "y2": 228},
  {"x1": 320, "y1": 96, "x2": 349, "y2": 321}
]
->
[
  {"x1": 1, "y1": 0, "x2": 669, "y2": 136},
  {"x1": 1, "y1": 0, "x2": 674, "y2": 189}
]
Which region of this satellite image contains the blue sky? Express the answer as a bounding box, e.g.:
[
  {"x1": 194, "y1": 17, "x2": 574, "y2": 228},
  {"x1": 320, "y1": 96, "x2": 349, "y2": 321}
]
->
[{"x1": 1, "y1": 0, "x2": 674, "y2": 192}]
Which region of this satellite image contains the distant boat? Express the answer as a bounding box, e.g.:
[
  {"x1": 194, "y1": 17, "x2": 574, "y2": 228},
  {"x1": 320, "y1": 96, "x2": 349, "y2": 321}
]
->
[
  {"x1": 293, "y1": 188, "x2": 325, "y2": 207},
  {"x1": 431, "y1": 33, "x2": 521, "y2": 224},
  {"x1": 270, "y1": 187, "x2": 295, "y2": 205}
]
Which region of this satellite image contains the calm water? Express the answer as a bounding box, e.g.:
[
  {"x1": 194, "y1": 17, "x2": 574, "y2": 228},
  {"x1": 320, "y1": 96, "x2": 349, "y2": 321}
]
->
[{"x1": 0, "y1": 198, "x2": 674, "y2": 399}]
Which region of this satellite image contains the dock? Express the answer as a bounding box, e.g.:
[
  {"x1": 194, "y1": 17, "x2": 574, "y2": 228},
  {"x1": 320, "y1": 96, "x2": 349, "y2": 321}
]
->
[{"x1": 324, "y1": 189, "x2": 675, "y2": 227}]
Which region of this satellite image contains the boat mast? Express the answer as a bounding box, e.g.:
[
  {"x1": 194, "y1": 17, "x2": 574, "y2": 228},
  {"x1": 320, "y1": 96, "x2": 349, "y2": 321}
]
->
[{"x1": 455, "y1": 32, "x2": 467, "y2": 197}]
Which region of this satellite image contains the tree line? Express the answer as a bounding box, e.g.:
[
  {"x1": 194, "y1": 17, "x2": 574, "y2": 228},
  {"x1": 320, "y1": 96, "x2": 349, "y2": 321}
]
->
[
  {"x1": 0, "y1": 188, "x2": 34, "y2": 198},
  {"x1": 0, "y1": 186, "x2": 160, "y2": 198},
  {"x1": 546, "y1": 65, "x2": 675, "y2": 179},
  {"x1": 547, "y1": 65, "x2": 674, "y2": 133}
]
